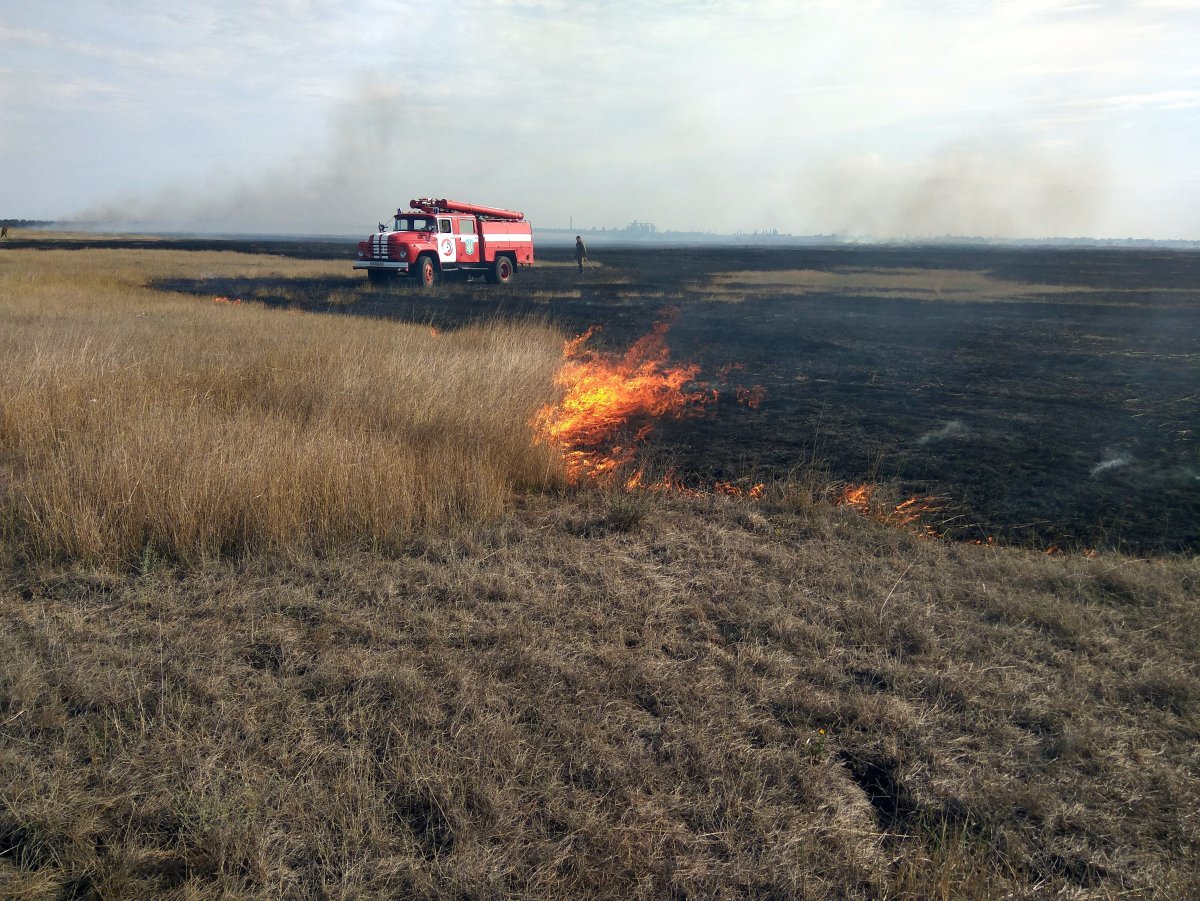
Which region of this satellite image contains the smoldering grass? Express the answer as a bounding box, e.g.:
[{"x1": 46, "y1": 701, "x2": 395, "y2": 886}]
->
[
  {"x1": 917, "y1": 419, "x2": 971, "y2": 445},
  {"x1": 1090, "y1": 453, "x2": 1133, "y2": 478}
]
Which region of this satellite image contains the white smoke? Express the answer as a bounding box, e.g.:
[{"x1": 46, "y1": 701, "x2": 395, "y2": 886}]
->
[
  {"x1": 804, "y1": 134, "x2": 1109, "y2": 240},
  {"x1": 1090, "y1": 453, "x2": 1132, "y2": 478},
  {"x1": 917, "y1": 419, "x2": 970, "y2": 445}
]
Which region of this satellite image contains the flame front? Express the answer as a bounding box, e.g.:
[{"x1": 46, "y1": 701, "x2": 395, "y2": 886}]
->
[
  {"x1": 533, "y1": 318, "x2": 714, "y2": 484},
  {"x1": 840, "y1": 483, "x2": 942, "y2": 537}
]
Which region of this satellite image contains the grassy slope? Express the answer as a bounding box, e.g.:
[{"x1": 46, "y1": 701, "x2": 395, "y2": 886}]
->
[
  {"x1": 2, "y1": 495, "x2": 1197, "y2": 899},
  {"x1": 1, "y1": 245, "x2": 1198, "y2": 898}
]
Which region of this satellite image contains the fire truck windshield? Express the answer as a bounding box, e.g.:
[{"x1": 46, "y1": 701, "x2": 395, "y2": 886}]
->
[{"x1": 393, "y1": 216, "x2": 436, "y2": 232}]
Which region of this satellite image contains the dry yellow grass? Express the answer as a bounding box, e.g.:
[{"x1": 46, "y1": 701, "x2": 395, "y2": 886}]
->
[
  {"x1": 0, "y1": 494, "x2": 1196, "y2": 898},
  {"x1": 0, "y1": 249, "x2": 565, "y2": 566}
]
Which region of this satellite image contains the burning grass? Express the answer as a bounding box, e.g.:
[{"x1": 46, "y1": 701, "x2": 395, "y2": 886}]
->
[
  {"x1": 0, "y1": 249, "x2": 564, "y2": 566},
  {"x1": 532, "y1": 316, "x2": 774, "y2": 497},
  {"x1": 532, "y1": 316, "x2": 715, "y2": 484},
  {"x1": 839, "y1": 483, "x2": 947, "y2": 539}
]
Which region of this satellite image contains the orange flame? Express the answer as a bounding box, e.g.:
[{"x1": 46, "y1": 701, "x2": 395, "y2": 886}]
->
[
  {"x1": 840, "y1": 483, "x2": 943, "y2": 538},
  {"x1": 624, "y1": 467, "x2": 701, "y2": 497},
  {"x1": 533, "y1": 317, "x2": 715, "y2": 484},
  {"x1": 735, "y1": 385, "x2": 766, "y2": 409},
  {"x1": 715, "y1": 481, "x2": 766, "y2": 499},
  {"x1": 533, "y1": 316, "x2": 770, "y2": 499},
  {"x1": 841, "y1": 483, "x2": 875, "y2": 512}
]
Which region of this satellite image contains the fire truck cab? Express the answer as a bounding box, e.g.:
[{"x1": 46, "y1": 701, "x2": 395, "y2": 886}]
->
[{"x1": 354, "y1": 198, "x2": 534, "y2": 287}]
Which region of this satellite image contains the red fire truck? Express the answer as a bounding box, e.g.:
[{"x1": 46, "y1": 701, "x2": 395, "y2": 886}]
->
[{"x1": 354, "y1": 198, "x2": 534, "y2": 286}]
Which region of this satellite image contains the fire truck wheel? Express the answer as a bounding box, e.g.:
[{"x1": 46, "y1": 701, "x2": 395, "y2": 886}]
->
[
  {"x1": 416, "y1": 256, "x2": 437, "y2": 287},
  {"x1": 491, "y1": 255, "x2": 515, "y2": 285}
]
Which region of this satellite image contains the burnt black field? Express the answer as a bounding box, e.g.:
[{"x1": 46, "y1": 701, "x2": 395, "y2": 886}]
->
[{"x1": 130, "y1": 238, "x2": 1200, "y2": 554}]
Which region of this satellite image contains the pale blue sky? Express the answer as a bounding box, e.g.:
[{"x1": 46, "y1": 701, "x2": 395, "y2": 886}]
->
[{"x1": 2, "y1": 0, "x2": 1198, "y2": 238}]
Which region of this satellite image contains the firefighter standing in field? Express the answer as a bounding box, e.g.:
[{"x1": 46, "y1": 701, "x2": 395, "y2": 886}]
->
[
  {"x1": 1, "y1": 226, "x2": 8, "y2": 239},
  {"x1": 574, "y1": 235, "x2": 587, "y2": 272}
]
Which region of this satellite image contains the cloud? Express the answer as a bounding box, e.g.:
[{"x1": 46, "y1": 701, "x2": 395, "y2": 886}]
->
[{"x1": 1063, "y1": 89, "x2": 1200, "y2": 115}]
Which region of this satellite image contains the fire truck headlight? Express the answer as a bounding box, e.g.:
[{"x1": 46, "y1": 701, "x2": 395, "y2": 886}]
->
[{"x1": 397, "y1": 247, "x2": 407, "y2": 260}]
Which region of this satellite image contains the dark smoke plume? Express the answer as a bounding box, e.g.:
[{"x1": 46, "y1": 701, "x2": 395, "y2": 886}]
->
[{"x1": 76, "y1": 80, "x2": 432, "y2": 235}]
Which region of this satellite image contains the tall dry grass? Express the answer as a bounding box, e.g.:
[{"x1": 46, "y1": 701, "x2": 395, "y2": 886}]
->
[{"x1": 0, "y1": 249, "x2": 565, "y2": 566}]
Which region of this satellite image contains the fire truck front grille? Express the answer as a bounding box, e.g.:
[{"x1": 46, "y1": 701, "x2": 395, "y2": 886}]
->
[{"x1": 371, "y1": 234, "x2": 389, "y2": 259}]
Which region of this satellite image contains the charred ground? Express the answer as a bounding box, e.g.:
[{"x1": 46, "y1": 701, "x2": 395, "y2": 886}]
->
[{"x1": 152, "y1": 241, "x2": 1200, "y2": 554}]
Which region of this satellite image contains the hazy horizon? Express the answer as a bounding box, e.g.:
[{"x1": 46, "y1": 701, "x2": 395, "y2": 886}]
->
[
  {"x1": 10, "y1": 220, "x2": 1200, "y2": 248},
  {"x1": 3, "y1": 1, "x2": 1198, "y2": 241}
]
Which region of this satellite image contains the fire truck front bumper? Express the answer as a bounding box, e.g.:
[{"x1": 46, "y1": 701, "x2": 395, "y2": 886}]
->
[{"x1": 353, "y1": 261, "x2": 410, "y2": 272}]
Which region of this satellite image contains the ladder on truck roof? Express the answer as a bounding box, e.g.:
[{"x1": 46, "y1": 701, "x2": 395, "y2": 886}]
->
[{"x1": 408, "y1": 198, "x2": 525, "y2": 221}]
